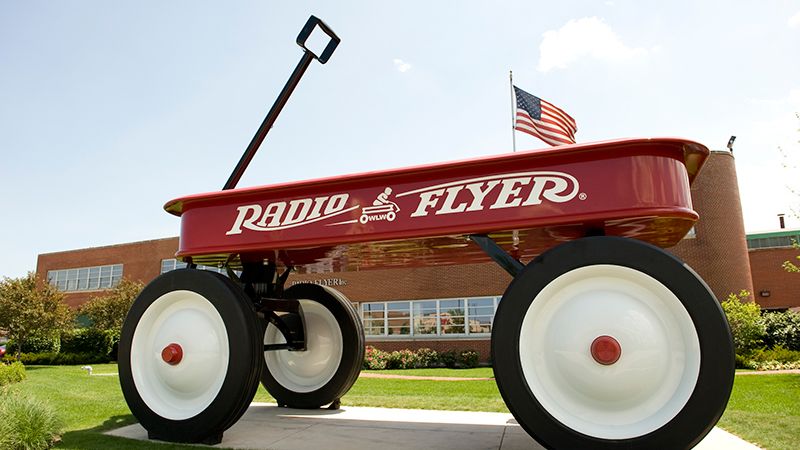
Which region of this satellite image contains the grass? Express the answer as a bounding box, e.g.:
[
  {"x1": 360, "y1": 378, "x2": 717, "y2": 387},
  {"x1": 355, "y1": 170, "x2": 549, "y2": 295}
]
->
[
  {"x1": 5, "y1": 364, "x2": 799, "y2": 449},
  {"x1": 717, "y1": 374, "x2": 800, "y2": 450}
]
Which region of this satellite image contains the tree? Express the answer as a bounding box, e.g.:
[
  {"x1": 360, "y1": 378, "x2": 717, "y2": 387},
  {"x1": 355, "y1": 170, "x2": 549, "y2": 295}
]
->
[
  {"x1": 721, "y1": 290, "x2": 765, "y2": 356},
  {"x1": 0, "y1": 273, "x2": 74, "y2": 359},
  {"x1": 784, "y1": 240, "x2": 799, "y2": 273},
  {"x1": 780, "y1": 112, "x2": 799, "y2": 273},
  {"x1": 80, "y1": 278, "x2": 144, "y2": 333}
]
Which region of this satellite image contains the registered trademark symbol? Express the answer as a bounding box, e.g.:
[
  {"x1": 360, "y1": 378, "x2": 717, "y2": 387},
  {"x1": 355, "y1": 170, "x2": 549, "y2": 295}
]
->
[{"x1": 579, "y1": 193, "x2": 587, "y2": 200}]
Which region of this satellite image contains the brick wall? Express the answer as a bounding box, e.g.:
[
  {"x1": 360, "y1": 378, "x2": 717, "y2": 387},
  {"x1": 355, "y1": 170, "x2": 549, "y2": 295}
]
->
[
  {"x1": 749, "y1": 247, "x2": 800, "y2": 309},
  {"x1": 670, "y1": 151, "x2": 754, "y2": 302},
  {"x1": 36, "y1": 237, "x2": 179, "y2": 308}
]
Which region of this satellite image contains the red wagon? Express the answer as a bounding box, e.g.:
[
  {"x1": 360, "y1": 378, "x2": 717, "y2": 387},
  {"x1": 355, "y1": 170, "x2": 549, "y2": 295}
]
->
[{"x1": 117, "y1": 17, "x2": 734, "y2": 450}]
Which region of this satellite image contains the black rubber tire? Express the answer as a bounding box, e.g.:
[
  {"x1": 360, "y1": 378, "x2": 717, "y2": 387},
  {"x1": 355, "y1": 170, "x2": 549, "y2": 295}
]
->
[
  {"x1": 118, "y1": 269, "x2": 262, "y2": 444},
  {"x1": 492, "y1": 237, "x2": 734, "y2": 450},
  {"x1": 260, "y1": 284, "x2": 364, "y2": 409}
]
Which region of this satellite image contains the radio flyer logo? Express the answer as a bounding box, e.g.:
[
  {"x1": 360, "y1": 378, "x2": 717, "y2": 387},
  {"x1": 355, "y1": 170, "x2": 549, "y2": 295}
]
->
[
  {"x1": 359, "y1": 187, "x2": 400, "y2": 224},
  {"x1": 225, "y1": 171, "x2": 581, "y2": 235}
]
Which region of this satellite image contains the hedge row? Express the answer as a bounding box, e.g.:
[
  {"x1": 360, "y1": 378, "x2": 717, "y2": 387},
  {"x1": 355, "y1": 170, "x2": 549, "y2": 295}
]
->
[
  {"x1": 3, "y1": 329, "x2": 119, "y2": 364},
  {"x1": 13, "y1": 352, "x2": 111, "y2": 366},
  {"x1": 363, "y1": 346, "x2": 480, "y2": 370}
]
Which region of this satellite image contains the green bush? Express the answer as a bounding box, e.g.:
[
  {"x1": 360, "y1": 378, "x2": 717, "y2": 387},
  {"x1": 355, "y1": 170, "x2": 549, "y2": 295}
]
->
[
  {"x1": 386, "y1": 349, "x2": 418, "y2": 369},
  {"x1": 60, "y1": 328, "x2": 114, "y2": 357},
  {"x1": 0, "y1": 394, "x2": 63, "y2": 450},
  {"x1": 458, "y1": 350, "x2": 480, "y2": 368},
  {"x1": 749, "y1": 346, "x2": 800, "y2": 364},
  {"x1": 362, "y1": 346, "x2": 389, "y2": 370},
  {"x1": 18, "y1": 352, "x2": 110, "y2": 365},
  {"x1": 762, "y1": 310, "x2": 800, "y2": 351},
  {"x1": 721, "y1": 290, "x2": 765, "y2": 356},
  {"x1": 6, "y1": 333, "x2": 60, "y2": 355},
  {"x1": 439, "y1": 350, "x2": 458, "y2": 368},
  {"x1": 414, "y1": 348, "x2": 438, "y2": 368},
  {"x1": 0, "y1": 361, "x2": 26, "y2": 386}
]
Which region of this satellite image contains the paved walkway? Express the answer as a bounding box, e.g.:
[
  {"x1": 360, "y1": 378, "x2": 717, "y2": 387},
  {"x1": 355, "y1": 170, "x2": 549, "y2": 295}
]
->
[
  {"x1": 735, "y1": 369, "x2": 800, "y2": 375},
  {"x1": 108, "y1": 403, "x2": 761, "y2": 450}
]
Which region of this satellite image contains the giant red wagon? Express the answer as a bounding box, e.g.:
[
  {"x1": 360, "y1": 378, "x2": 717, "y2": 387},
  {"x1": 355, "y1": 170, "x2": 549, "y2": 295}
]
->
[{"x1": 117, "y1": 16, "x2": 734, "y2": 450}]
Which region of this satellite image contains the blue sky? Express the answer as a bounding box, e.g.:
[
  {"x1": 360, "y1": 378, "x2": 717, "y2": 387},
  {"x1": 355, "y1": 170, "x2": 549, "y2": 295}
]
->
[{"x1": 1, "y1": 1, "x2": 799, "y2": 278}]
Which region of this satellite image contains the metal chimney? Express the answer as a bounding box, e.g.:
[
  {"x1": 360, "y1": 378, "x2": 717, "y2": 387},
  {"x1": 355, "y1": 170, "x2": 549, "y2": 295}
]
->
[{"x1": 778, "y1": 213, "x2": 786, "y2": 229}]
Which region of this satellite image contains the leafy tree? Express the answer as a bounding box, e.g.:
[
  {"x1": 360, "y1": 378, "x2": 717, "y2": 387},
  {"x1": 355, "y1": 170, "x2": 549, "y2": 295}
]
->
[
  {"x1": 80, "y1": 278, "x2": 144, "y2": 333},
  {"x1": 721, "y1": 290, "x2": 766, "y2": 356},
  {"x1": 0, "y1": 273, "x2": 74, "y2": 360},
  {"x1": 784, "y1": 239, "x2": 799, "y2": 273}
]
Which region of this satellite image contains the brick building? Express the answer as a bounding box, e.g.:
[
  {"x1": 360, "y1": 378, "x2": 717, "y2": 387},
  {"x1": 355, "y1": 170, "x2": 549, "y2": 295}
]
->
[
  {"x1": 747, "y1": 229, "x2": 800, "y2": 310},
  {"x1": 36, "y1": 150, "x2": 799, "y2": 360}
]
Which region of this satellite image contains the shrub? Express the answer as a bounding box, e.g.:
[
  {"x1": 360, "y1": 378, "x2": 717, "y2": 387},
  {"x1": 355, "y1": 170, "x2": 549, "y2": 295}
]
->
[
  {"x1": 414, "y1": 348, "x2": 439, "y2": 368},
  {"x1": 762, "y1": 310, "x2": 800, "y2": 351},
  {"x1": 748, "y1": 346, "x2": 800, "y2": 364},
  {"x1": 6, "y1": 333, "x2": 60, "y2": 354},
  {"x1": 18, "y1": 352, "x2": 110, "y2": 365},
  {"x1": 386, "y1": 349, "x2": 418, "y2": 369},
  {"x1": 440, "y1": 350, "x2": 458, "y2": 368},
  {"x1": 458, "y1": 350, "x2": 480, "y2": 368},
  {"x1": 748, "y1": 360, "x2": 800, "y2": 371},
  {"x1": 721, "y1": 290, "x2": 765, "y2": 356},
  {"x1": 362, "y1": 346, "x2": 389, "y2": 370},
  {"x1": 60, "y1": 328, "x2": 114, "y2": 357},
  {"x1": 0, "y1": 394, "x2": 63, "y2": 450},
  {"x1": 0, "y1": 361, "x2": 26, "y2": 386}
]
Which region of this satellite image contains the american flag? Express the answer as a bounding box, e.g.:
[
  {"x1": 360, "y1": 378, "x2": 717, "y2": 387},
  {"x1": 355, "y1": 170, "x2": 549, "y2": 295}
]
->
[{"x1": 514, "y1": 86, "x2": 577, "y2": 146}]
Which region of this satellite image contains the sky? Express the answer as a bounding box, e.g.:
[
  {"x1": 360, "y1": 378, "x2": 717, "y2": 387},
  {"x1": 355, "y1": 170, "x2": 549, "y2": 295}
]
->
[{"x1": 1, "y1": 1, "x2": 799, "y2": 278}]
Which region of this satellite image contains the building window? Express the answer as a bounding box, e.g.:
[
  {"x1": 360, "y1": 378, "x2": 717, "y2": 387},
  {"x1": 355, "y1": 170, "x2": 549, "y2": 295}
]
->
[
  {"x1": 362, "y1": 296, "x2": 499, "y2": 337},
  {"x1": 747, "y1": 234, "x2": 800, "y2": 249},
  {"x1": 47, "y1": 264, "x2": 123, "y2": 292},
  {"x1": 160, "y1": 259, "x2": 228, "y2": 275}
]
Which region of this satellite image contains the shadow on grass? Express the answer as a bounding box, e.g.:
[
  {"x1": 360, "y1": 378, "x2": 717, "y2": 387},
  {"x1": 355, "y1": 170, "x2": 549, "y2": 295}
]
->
[{"x1": 60, "y1": 415, "x2": 220, "y2": 450}]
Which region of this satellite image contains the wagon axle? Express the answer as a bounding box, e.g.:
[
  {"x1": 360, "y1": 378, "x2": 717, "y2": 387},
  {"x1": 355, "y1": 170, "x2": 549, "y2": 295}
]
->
[
  {"x1": 160, "y1": 343, "x2": 183, "y2": 365},
  {"x1": 590, "y1": 335, "x2": 621, "y2": 365}
]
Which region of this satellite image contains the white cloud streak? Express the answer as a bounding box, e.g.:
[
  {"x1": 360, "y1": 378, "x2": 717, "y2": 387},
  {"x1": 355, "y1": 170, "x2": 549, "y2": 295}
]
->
[
  {"x1": 393, "y1": 58, "x2": 412, "y2": 73},
  {"x1": 788, "y1": 11, "x2": 800, "y2": 28},
  {"x1": 537, "y1": 17, "x2": 648, "y2": 72}
]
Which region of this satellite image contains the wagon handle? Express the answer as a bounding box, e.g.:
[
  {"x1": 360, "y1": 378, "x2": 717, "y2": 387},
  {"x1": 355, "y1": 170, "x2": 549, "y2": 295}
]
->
[{"x1": 223, "y1": 15, "x2": 340, "y2": 190}]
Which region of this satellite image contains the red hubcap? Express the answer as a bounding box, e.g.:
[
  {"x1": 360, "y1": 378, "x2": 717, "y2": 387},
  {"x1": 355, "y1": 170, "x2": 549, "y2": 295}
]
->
[
  {"x1": 161, "y1": 343, "x2": 183, "y2": 365},
  {"x1": 590, "y1": 335, "x2": 621, "y2": 365}
]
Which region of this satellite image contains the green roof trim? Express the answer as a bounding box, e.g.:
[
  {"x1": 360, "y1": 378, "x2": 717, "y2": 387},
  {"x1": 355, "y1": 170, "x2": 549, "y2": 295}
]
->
[{"x1": 746, "y1": 229, "x2": 800, "y2": 240}]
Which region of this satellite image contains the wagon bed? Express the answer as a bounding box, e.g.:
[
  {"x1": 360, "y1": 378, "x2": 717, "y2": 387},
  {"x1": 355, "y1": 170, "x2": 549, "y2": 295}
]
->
[{"x1": 166, "y1": 137, "x2": 707, "y2": 272}]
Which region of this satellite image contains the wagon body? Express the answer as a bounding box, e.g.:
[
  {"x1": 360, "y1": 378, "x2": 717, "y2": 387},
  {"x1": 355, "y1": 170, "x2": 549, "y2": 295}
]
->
[{"x1": 167, "y1": 137, "x2": 707, "y2": 272}]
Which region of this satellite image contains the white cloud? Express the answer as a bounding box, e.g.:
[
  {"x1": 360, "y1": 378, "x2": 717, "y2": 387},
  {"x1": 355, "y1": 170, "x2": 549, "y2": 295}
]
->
[
  {"x1": 789, "y1": 11, "x2": 800, "y2": 28},
  {"x1": 393, "y1": 58, "x2": 412, "y2": 73},
  {"x1": 537, "y1": 17, "x2": 648, "y2": 72}
]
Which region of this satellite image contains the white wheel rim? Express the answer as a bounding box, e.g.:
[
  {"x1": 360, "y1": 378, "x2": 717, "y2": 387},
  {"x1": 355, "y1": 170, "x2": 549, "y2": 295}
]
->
[
  {"x1": 264, "y1": 300, "x2": 343, "y2": 393},
  {"x1": 519, "y1": 265, "x2": 700, "y2": 439},
  {"x1": 130, "y1": 290, "x2": 230, "y2": 420}
]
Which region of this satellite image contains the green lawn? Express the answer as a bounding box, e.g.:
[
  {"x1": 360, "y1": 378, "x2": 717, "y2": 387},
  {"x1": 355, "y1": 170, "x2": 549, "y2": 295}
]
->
[
  {"x1": 717, "y1": 374, "x2": 800, "y2": 450},
  {"x1": 6, "y1": 365, "x2": 799, "y2": 449}
]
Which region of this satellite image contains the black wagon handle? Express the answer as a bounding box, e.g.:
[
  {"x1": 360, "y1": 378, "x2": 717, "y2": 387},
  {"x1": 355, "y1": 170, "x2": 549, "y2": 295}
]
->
[
  {"x1": 223, "y1": 15, "x2": 340, "y2": 191},
  {"x1": 296, "y1": 15, "x2": 340, "y2": 64}
]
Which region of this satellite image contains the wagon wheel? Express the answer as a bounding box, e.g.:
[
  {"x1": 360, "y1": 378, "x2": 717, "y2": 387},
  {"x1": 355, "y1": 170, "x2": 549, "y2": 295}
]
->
[
  {"x1": 261, "y1": 283, "x2": 364, "y2": 409},
  {"x1": 118, "y1": 269, "x2": 262, "y2": 444},
  {"x1": 492, "y1": 237, "x2": 734, "y2": 449}
]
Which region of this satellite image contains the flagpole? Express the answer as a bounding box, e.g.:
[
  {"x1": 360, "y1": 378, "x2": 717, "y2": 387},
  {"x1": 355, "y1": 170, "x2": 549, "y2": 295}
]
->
[{"x1": 509, "y1": 70, "x2": 517, "y2": 153}]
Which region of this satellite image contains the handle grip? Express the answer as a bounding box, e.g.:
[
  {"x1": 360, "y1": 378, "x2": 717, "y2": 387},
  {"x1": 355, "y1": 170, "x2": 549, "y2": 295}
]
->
[{"x1": 296, "y1": 15, "x2": 340, "y2": 64}]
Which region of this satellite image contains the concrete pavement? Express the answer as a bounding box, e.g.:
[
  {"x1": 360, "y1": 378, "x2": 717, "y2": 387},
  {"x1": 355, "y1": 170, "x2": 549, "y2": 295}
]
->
[{"x1": 107, "y1": 403, "x2": 761, "y2": 449}]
